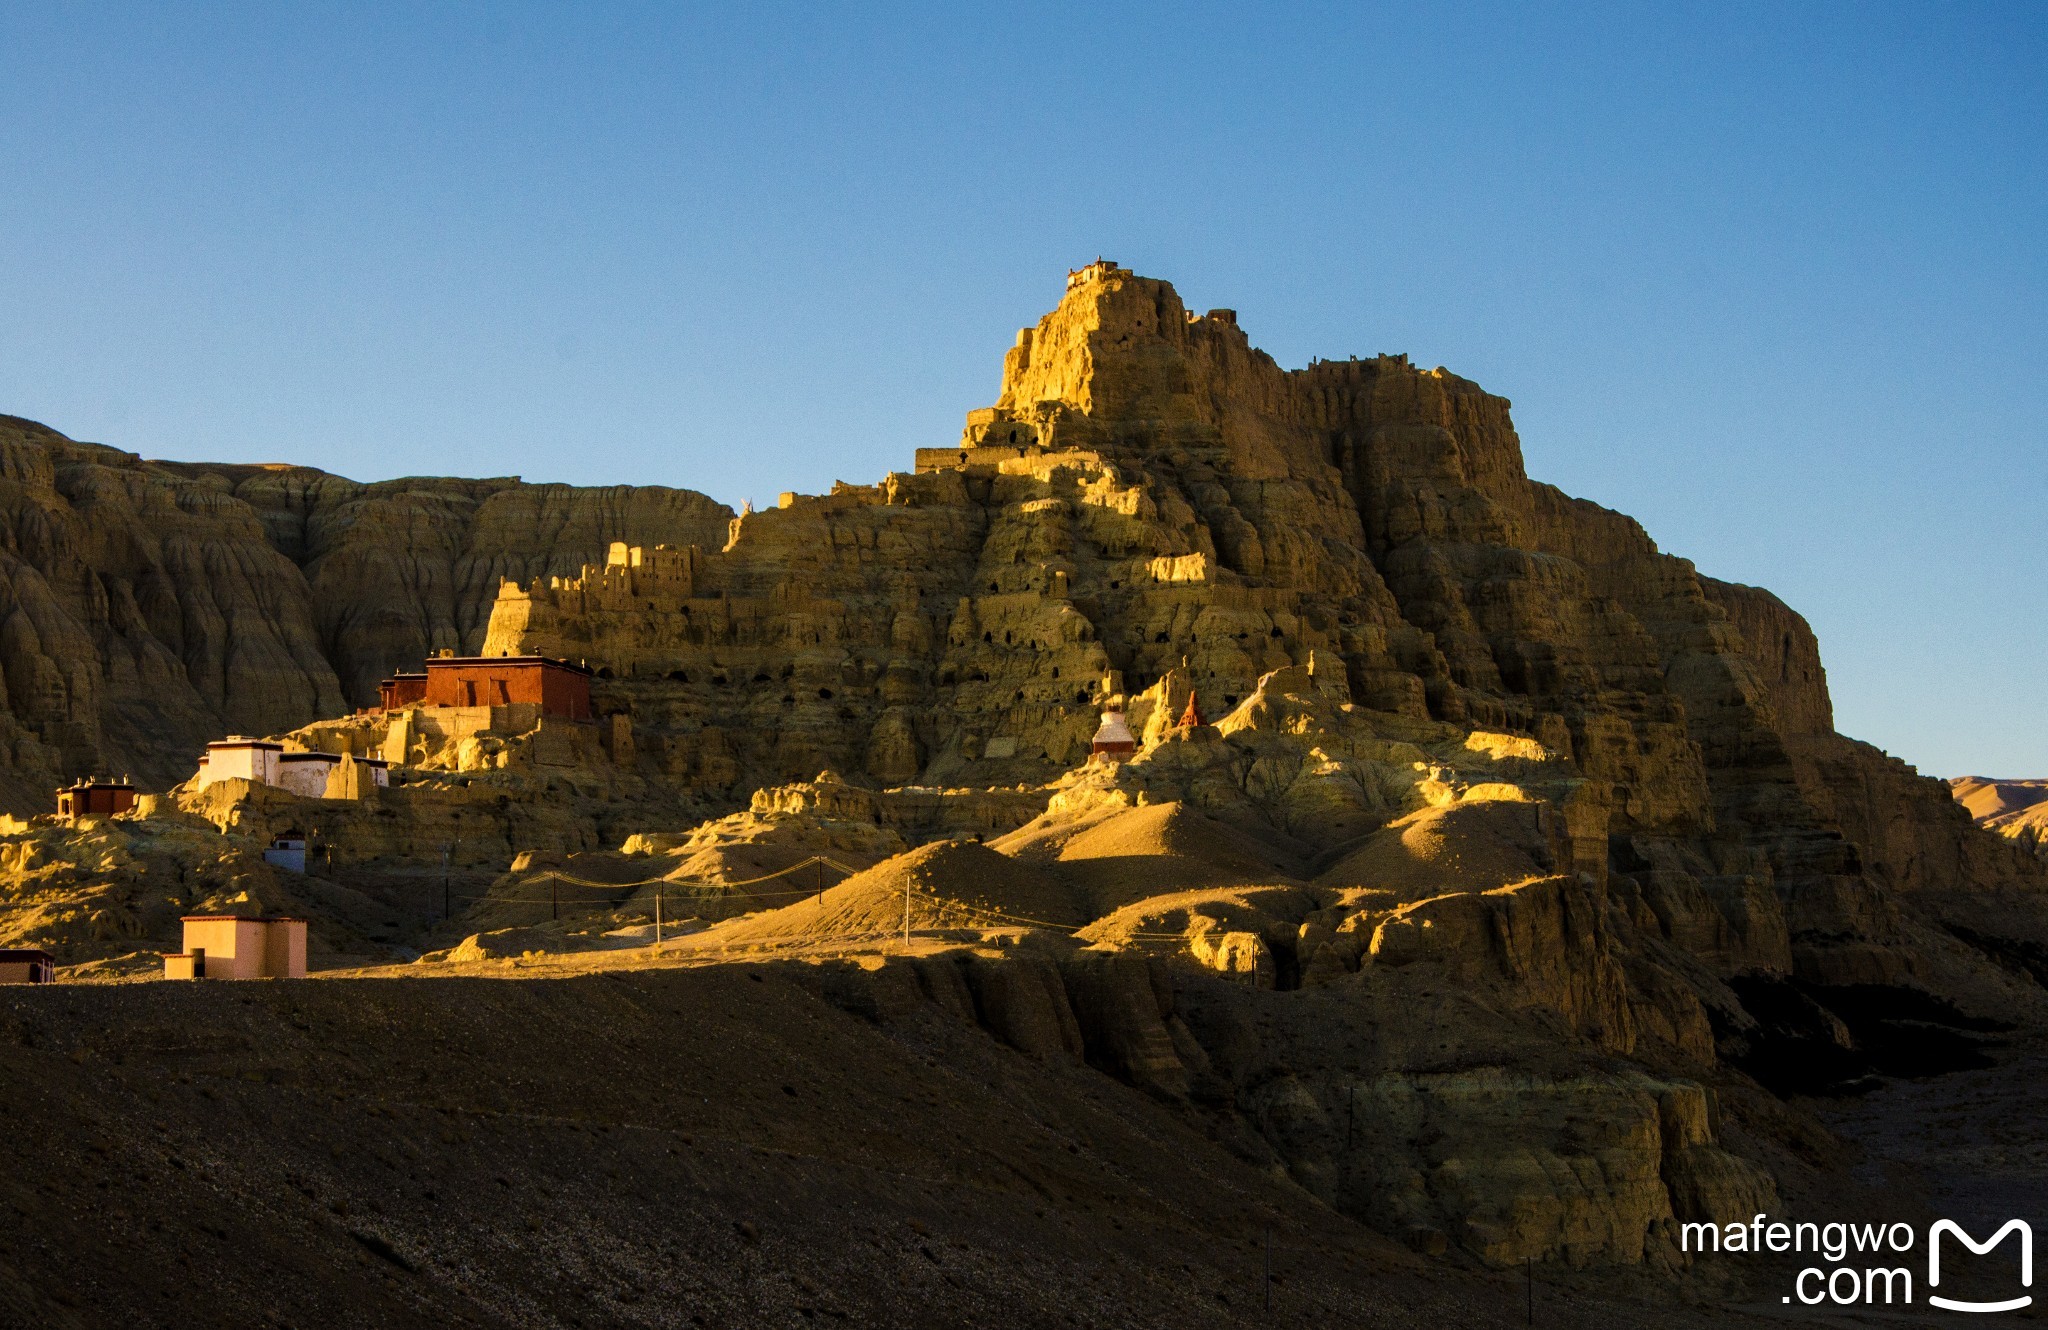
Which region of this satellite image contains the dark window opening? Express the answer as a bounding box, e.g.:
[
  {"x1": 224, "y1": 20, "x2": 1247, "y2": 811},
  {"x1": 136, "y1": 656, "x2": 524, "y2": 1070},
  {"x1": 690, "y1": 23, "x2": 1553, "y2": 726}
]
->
[
  {"x1": 668, "y1": 670, "x2": 690, "y2": 683},
  {"x1": 817, "y1": 688, "x2": 834, "y2": 700}
]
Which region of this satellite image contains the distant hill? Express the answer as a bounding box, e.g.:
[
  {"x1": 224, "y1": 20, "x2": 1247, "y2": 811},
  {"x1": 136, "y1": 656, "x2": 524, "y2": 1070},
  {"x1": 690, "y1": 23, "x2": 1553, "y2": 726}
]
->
[{"x1": 1953, "y1": 775, "x2": 2048, "y2": 859}]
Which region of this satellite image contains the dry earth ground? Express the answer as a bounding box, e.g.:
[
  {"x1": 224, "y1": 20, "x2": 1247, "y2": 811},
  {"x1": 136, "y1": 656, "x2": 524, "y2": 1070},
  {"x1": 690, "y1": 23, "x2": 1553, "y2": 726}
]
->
[{"x1": 0, "y1": 950, "x2": 1825, "y2": 1330}]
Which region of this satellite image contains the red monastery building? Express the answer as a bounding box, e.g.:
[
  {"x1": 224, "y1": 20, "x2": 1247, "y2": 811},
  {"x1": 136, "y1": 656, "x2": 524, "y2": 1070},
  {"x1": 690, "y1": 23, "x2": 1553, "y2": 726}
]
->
[
  {"x1": 376, "y1": 654, "x2": 592, "y2": 721},
  {"x1": 377, "y1": 672, "x2": 428, "y2": 710},
  {"x1": 55, "y1": 777, "x2": 137, "y2": 821}
]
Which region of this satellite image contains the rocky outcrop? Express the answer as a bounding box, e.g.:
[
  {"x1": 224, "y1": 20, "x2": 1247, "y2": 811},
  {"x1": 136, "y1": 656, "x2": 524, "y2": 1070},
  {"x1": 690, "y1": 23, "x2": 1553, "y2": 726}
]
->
[{"x1": 466, "y1": 265, "x2": 2027, "y2": 994}]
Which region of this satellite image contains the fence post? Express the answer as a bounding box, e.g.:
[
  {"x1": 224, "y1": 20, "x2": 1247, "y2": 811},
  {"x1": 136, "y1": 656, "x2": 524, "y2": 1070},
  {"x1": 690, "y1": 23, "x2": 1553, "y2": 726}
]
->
[
  {"x1": 655, "y1": 888, "x2": 663, "y2": 946},
  {"x1": 552, "y1": 877, "x2": 559, "y2": 923},
  {"x1": 1264, "y1": 1224, "x2": 1272, "y2": 1313}
]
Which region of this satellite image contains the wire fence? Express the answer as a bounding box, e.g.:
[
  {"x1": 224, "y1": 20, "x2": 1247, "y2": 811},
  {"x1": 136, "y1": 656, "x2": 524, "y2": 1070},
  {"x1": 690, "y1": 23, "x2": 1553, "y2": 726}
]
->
[
  {"x1": 427, "y1": 854, "x2": 1207, "y2": 958},
  {"x1": 467, "y1": 857, "x2": 1201, "y2": 941},
  {"x1": 508, "y1": 855, "x2": 869, "y2": 894},
  {"x1": 2, "y1": 847, "x2": 1228, "y2": 956},
  {"x1": 444, "y1": 854, "x2": 867, "y2": 917}
]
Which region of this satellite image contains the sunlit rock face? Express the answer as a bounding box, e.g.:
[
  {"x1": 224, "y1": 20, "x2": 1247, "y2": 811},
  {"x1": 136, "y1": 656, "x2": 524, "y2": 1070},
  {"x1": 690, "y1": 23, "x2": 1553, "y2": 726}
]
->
[{"x1": 478, "y1": 263, "x2": 2038, "y2": 975}]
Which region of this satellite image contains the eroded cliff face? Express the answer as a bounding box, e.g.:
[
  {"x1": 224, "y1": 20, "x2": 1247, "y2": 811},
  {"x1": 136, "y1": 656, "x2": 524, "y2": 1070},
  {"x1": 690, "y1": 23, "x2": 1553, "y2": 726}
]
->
[
  {"x1": 482, "y1": 263, "x2": 2033, "y2": 982},
  {"x1": 0, "y1": 414, "x2": 730, "y2": 809}
]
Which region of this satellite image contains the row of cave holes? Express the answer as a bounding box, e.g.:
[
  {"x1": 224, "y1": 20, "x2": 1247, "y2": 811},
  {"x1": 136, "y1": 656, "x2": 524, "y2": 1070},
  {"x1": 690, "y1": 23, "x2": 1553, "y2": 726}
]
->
[
  {"x1": 660, "y1": 664, "x2": 839, "y2": 698},
  {"x1": 644, "y1": 628, "x2": 1270, "y2": 707},
  {"x1": 656, "y1": 660, "x2": 1085, "y2": 707},
  {"x1": 977, "y1": 625, "x2": 1287, "y2": 648},
  {"x1": 625, "y1": 670, "x2": 1248, "y2": 713},
  {"x1": 1158, "y1": 626, "x2": 1287, "y2": 644},
  {"x1": 984, "y1": 577, "x2": 1132, "y2": 592}
]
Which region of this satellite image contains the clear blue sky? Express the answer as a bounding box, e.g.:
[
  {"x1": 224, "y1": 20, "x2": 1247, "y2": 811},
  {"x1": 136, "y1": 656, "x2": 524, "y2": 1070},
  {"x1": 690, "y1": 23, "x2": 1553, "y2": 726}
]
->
[{"x1": 1, "y1": 3, "x2": 2041, "y2": 778}]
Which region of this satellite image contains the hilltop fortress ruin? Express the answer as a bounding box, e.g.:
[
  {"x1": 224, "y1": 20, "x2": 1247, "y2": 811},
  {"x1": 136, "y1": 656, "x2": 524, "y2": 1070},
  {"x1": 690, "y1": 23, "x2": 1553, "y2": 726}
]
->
[{"x1": 458, "y1": 259, "x2": 1990, "y2": 951}]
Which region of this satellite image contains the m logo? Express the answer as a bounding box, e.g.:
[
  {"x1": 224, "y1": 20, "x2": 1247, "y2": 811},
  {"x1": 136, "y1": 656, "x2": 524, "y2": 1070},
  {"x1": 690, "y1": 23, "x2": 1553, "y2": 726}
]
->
[{"x1": 1929, "y1": 1220, "x2": 2033, "y2": 1313}]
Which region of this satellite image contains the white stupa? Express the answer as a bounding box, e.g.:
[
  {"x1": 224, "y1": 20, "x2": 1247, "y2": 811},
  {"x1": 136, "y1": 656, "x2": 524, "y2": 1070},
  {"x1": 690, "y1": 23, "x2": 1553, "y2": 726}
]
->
[{"x1": 1089, "y1": 709, "x2": 1137, "y2": 759}]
